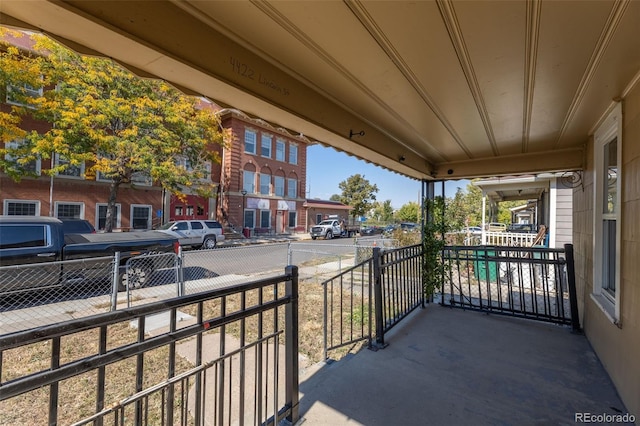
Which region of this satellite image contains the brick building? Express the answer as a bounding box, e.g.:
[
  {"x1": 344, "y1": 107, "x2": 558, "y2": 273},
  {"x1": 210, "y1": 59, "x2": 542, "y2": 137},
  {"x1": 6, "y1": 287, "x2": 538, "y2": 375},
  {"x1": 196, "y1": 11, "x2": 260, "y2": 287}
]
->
[{"x1": 215, "y1": 108, "x2": 310, "y2": 235}]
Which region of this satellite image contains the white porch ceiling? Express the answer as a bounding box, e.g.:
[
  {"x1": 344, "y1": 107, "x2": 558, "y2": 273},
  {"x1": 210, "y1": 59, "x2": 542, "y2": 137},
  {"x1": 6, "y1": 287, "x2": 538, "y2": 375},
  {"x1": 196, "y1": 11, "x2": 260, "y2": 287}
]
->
[{"x1": 1, "y1": 1, "x2": 639, "y2": 181}]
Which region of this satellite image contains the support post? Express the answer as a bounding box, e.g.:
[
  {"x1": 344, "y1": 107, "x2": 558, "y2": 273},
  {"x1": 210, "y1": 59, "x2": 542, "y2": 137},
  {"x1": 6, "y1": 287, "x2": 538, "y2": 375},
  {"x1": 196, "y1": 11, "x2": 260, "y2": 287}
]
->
[
  {"x1": 110, "y1": 252, "x2": 120, "y2": 311},
  {"x1": 285, "y1": 265, "x2": 300, "y2": 424},
  {"x1": 373, "y1": 247, "x2": 387, "y2": 348},
  {"x1": 564, "y1": 244, "x2": 581, "y2": 333}
]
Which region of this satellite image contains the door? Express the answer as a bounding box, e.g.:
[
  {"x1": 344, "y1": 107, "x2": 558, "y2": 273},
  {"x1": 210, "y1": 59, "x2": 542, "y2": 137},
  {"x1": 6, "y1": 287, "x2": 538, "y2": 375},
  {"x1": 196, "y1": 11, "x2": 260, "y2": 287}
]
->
[{"x1": 276, "y1": 211, "x2": 284, "y2": 234}]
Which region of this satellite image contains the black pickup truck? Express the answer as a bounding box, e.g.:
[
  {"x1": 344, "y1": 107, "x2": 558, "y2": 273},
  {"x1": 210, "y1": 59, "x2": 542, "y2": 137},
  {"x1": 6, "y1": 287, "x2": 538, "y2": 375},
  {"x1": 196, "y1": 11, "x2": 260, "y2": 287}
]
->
[{"x1": 0, "y1": 216, "x2": 179, "y2": 294}]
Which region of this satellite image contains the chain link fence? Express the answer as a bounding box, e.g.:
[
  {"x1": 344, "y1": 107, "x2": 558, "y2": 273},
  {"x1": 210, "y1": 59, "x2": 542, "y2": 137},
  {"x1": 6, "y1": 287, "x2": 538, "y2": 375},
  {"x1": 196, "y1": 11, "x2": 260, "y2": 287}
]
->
[{"x1": 1, "y1": 239, "x2": 401, "y2": 335}]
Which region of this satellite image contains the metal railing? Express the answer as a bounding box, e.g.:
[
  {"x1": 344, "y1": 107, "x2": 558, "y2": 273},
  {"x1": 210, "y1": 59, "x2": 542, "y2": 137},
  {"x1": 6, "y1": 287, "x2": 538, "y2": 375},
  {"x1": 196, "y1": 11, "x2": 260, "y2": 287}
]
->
[
  {"x1": 441, "y1": 244, "x2": 580, "y2": 330},
  {"x1": 0, "y1": 266, "x2": 300, "y2": 426},
  {"x1": 322, "y1": 244, "x2": 425, "y2": 359}
]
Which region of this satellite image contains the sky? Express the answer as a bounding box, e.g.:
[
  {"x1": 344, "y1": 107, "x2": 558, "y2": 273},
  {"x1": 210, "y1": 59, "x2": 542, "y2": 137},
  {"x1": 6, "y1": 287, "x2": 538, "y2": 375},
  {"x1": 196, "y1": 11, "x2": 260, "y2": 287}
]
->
[{"x1": 306, "y1": 145, "x2": 469, "y2": 210}]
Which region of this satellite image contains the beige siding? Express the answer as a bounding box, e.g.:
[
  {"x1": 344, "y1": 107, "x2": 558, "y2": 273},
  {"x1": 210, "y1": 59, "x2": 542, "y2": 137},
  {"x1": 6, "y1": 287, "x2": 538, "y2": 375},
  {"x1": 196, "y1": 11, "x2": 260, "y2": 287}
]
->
[{"x1": 575, "y1": 82, "x2": 640, "y2": 416}]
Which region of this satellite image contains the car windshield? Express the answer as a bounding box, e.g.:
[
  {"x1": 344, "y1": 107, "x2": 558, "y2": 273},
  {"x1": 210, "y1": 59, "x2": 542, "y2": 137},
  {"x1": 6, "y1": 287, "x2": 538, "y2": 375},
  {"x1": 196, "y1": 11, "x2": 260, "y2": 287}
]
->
[
  {"x1": 318, "y1": 221, "x2": 334, "y2": 226},
  {"x1": 158, "y1": 222, "x2": 176, "y2": 230}
]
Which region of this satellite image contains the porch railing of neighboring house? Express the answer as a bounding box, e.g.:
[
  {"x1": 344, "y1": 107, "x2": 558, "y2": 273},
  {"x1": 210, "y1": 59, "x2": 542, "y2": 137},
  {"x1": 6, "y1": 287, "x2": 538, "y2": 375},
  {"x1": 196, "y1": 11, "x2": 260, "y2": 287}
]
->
[
  {"x1": 441, "y1": 244, "x2": 580, "y2": 331},
  {"x1": 0, "y1": 266, "x2": 300, "y2": 426},
  {"x1": 322, "y1": 244, "x2": 425, "y2": 359}
]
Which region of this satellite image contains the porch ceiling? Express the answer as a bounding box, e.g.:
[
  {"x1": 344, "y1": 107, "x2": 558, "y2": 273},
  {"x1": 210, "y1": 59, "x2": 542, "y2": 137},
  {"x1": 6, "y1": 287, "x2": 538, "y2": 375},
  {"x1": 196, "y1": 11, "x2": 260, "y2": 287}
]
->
[{"x1": 1, "y1": 1, "x2": 639, "y2": 181}]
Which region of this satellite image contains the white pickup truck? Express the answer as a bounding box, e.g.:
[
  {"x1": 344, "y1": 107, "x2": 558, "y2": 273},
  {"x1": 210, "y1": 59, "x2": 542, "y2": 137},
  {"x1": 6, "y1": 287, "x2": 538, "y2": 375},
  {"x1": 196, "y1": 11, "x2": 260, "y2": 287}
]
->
[
  {"x1": 157, "y1": 220, "x2": 225, "y2": 249},
  {"x1": 310, "y1": 219, "x2": 359, "y2": 240}
]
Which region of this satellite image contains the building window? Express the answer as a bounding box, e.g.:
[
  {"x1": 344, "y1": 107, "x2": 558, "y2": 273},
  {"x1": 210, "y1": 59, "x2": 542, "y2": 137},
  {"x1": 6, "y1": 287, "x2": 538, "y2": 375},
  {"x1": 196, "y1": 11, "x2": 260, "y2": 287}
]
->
[
  {"x1": 55, "y1": 202, "x2": 84, "y2": 219},
  {"x1": 243, "y1": 170, "x2": 255, "y2": 194},
  {"x1": 274, "y1": 176, "x2": 285, "y2": 197},
  {"x1": 55, "y1": 153, "x2": 85, "y2": 178},
  {"x1": 4, "y1": 140, "x2": 41, "y2": 175},
  {"x1": 276, "y1": 140, "x2": 285, "y2": 162},
  {"x1": 316, "y1": 214, "x2": 322, "y2": 224},
  {"x1": 96, "y1": 203, "x2": 121, "y2": 231},
  {"x1": 593, "y1": 103, "x2": 622, "y2": 323},
  {"x1": 287, "y1": 178, "x2": 297, "y2": 198},
  {"x1": 4, "y1": 200, "x2": 40, "y2": 216},
  {"x1": 261, "y1": 134, "x2": 272, "y2": 158},
  {"x1": 243, "y1": 209, "x2": 255, "y2": 228},
  {"x1": 186, "y1": 205, "x2": 194, "y2": 216},
  {"x1": 260, "y1": 210, "x2": 271, "y2": 228},
  {"x1": 260, "y1": 173, "x2": 271, "y2": 195},
  {"x1": 131, "y1": 171, "x2": 153, "y2": 186},
  {"x1": 175, "y1": 205, "x2": 183, "y2": 217},
  {"x1": 6, "y1": 82, "x2": 42, "y2": 108},
  {"x1": 289, "y1": 144, "x2": 298, "y2": 165},
  {"x1": 288, "y1": 211, "x2": 297, "y2": 228},
  {"x1": 244, "y1": 129, "x2": 257, "y2": 154},
  {"x1": 197, "y1": 205, "x2": 204, "y2": 216},
  {"x1": 131, "y1": 204, "x2": 152, "y2": 230}
]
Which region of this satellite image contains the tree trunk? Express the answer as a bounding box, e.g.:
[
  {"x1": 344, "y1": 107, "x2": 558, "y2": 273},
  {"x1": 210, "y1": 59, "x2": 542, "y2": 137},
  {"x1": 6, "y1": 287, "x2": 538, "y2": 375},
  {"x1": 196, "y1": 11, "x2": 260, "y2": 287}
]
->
[{"x1": 104, "y1": 181, "x2": 120, "y2": 233}]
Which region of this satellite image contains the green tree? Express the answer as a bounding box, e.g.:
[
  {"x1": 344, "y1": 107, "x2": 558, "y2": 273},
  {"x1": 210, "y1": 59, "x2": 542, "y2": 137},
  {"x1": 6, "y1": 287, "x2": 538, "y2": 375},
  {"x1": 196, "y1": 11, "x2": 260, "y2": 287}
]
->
[
  {"x1": 0, "y1": 31, "x2": 224, "y2": 231},
  {"x1": 337, "y1": 174, "x2": 379, "y2": 219},
  {"x1": 396, "y1": 201, "x2": 420, "y2": 223},
  {"x1": 329, "y1": 194, "x2": 341, "y2": 202},
  {"x1": 371, "y1": 199, "x2": 394, "y2": 222}
]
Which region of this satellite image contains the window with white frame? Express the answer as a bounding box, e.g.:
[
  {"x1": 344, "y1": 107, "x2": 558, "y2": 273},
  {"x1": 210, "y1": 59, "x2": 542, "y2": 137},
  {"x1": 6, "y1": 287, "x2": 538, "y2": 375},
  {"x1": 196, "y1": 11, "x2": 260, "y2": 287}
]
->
[
  {"x1": 4, "y1": 199, "x2": 40, "y2": 216},
  {"x1": 55, "y1": 202, "x2": 84, "y2": 219},
  {"x1": 260, "y1": 210, "x2": 271, "y2": 228},
  {"x1": 289, "y1": 144, "x2": 298, "y2": 165},
  {"x1": 274, "y1": 176, "x2": 285, "y2": 197},
  {"x1": 288, "y1": 211, "x2": 297, "y2": 228},
  {"x1": 261, "y1": 134, "x2": 272, "y2": 158},
  {"x1": 260, "y1": 173, "x2": 271, "y2": 195},
  {"x1": 96, "y1": 203, "x2": 121, "y2": 231},
  {"x1": 4, "y1": 140, "x2": 41, "y2": 175},
  {"x1": 243, "y1": 170, "x2": 255, "y2": 194},
  {"x1": 131, "y1": 204, "x2": 152, "y2": 230},
  {"x1": 245, "y1": 129, "x2": 257, "y2": 154},
  {"x1": 593, "y1": 103, "x2": 622, "y2": 323},
  {"x1": 6, "y1": 82, "x2": 42, "y2": 108},
  {"x1": 287, "y1": 178, "x2": 297, "y2": 198},
  {"x1": 243, "y1": 209, "x2": 255, "y2": 228},
  {"x1": 276, "y1": 140, "x2": 285, "y2": 162},
  {"x1": 130, "y1": 171, "x2": 153, "y2": 186},
  {"x1": 55, "y1": 153, "x2": 84, "y2": 178}
]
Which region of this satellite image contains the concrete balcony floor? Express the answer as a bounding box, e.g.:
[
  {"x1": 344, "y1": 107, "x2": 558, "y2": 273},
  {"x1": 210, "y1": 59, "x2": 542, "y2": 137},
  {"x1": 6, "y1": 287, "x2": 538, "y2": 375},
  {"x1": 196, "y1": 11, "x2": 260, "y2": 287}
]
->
[{"x1": 298, "y1": 305, "x2": 628, "y2": 425}]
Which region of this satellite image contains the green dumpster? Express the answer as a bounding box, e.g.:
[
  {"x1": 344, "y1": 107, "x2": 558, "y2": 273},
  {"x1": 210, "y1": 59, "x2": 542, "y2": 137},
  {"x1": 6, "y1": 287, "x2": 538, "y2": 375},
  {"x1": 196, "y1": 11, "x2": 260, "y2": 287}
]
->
[{"x1": 474, "y1": 249, "x2": 498, "y2": 281}]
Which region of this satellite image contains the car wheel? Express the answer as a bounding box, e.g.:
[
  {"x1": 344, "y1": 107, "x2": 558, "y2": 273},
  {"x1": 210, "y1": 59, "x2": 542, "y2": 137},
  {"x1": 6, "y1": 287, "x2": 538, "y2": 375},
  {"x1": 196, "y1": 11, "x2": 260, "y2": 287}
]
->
[
  {"x1": 325, "y1": 230, "x2": 333, "y2": 240},
  {"x1": 311, "y1": 236, "x2": 317, "y2": 240},
  {"x1": 118, "y1": 265, "x2": 151, "y2": 292},
  {"x1": 202, "y1": 236, "x2": 217, "y2": 249}
]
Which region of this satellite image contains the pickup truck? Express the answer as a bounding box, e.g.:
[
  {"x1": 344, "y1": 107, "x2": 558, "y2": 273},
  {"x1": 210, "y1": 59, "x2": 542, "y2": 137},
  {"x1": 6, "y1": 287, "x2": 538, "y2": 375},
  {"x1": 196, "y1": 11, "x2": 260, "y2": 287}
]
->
[
  {"x1": 310, "y1": 219, "x2": 359, "y2": 240},
  {"x1": 156, "y1": 219, "x2": 225, "y2": 249},
  {"x1": 0, "y1": 216, "x2": 179, "y2": 294}
]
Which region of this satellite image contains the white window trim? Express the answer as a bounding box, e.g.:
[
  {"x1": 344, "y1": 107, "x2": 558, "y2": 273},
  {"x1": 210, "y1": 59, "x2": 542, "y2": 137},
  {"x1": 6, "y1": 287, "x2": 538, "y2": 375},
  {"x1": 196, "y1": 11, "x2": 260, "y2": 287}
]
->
[
  {"x1": 4, "y1": 140, "x2": 42, "y2": 175},
  {"x1": 130, "y1": 204, "x2": 152, "y2": 230},
  {"x1": 261, "y1": 134, "x2": 272, "y2": 158},
  {"x1": 244, "y1": 129, "x2": 257, "y2": 155},
  {"x1": 55, "y1": 153, "x2": 85, "y2": 179},
  {"x1": 55, "y1": 201, "x2": 85, "y2": 219},
  {"x1": 96, "y1": 203, "x2": 122, "y2": 230},
  {"x1": 287, "y1": 178, "x2": 297, "y2": 198},
  {"x1": 3, "y1": 199, "x2": 41, "y2": 216},
  {"x1": 260, "y1": 173, "x2": 271, "y2": 195},
  {"x1": 274, "y1": 176, "x2": 285, "y2": 197},
  {"x1": 289, "y1": 143, "x2": 298, "y2": 165},
  {"x1": 6, "y1": 82, "x2": 43, "y2": 108},
  {"x1": 276, "y1": 139, "x2": 286, "y2": 162},
  {"x1": 243, "y1": 170, "x2": 256, "y2": 194},
  {"x1": 592, "y1": 102, "x2": 622, "y2": 325}
]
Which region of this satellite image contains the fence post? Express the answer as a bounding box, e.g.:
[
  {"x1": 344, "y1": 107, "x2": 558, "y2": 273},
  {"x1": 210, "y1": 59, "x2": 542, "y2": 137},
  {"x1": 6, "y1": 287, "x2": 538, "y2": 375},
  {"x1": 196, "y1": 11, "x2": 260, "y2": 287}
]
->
[
  {"x1": 285, "y1": 265, "x2": 300, "y2": 424},
  {"x1": 178, "y1": 246, "x2": 185, "y2": 297},
  {"x1": 287, "y1": 241, "x2": 292, "y2": 265},
  {"x1": 110, "y1": 252, "x2": 120, "y2": 311},
  {"x1": 564, "y1": 244, "x2": 581, "y2": 333},
  {"x1": 372, "y1": 247, "x2": 387, "y2": 348}
]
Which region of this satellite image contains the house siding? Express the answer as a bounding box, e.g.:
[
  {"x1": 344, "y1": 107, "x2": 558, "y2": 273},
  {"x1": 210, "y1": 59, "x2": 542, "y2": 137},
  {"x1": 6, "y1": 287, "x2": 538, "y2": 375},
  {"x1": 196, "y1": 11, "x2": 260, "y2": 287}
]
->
[{"x1": 574, "y1": 82, "x2": 640, "y2": 416}]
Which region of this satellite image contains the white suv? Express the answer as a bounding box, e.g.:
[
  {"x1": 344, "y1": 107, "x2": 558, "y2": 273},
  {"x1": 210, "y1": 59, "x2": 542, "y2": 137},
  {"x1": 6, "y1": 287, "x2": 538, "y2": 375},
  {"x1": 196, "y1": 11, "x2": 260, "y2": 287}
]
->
[{"x1": 157, "y1": 220, "x2": 225, "y2": 249}]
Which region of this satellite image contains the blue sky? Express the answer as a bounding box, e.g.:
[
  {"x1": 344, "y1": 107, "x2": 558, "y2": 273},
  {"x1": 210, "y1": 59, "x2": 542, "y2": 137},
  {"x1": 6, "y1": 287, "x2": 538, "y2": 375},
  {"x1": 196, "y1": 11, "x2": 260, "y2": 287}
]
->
[{"x1": 306, "y1": 145, "x2": 469, "y2": 209}]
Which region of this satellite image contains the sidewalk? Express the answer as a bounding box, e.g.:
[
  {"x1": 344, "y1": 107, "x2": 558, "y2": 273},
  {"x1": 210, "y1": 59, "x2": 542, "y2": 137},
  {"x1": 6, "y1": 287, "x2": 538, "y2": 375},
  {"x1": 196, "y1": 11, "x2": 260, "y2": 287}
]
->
[{"x1": 219, "y1": 231, "x2": 311, "y2": 247}]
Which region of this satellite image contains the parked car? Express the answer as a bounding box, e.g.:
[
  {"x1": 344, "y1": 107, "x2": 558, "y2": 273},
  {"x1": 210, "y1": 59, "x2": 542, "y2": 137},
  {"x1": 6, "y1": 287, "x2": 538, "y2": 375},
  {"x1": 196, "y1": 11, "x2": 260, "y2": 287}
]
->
[
  {"x1": 507, "y1": 223, "x2": 536, "y2": 233},
  {"x1": 463, "y1": 226, "x2": 482, "y2": 235},
  {"x1": 157, "y1": 220, "x2": 225, "y2": 249},
  {"x1": 400, "y1": 222, "x2": 419, "y2": 232},
  {"x1": 60, "y1": 218, "x2": 96, "y2": 234},
  {"x1": 0, "y1": 215, "x2": 179, "y2": 293},
  {"x1": 360, "y1": 226, "x2": 384, "y2": 236}
]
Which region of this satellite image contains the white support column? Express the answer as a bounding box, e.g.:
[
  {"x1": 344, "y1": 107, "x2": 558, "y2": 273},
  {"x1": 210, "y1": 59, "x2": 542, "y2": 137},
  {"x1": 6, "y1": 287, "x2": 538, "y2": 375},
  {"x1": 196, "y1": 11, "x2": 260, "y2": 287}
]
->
[
  {"x1": 548, "y1": 178, "x2": 557, "y2": 248},
  {"x1": 481, "y1": 192, "x2": 487, "y2": 245}
]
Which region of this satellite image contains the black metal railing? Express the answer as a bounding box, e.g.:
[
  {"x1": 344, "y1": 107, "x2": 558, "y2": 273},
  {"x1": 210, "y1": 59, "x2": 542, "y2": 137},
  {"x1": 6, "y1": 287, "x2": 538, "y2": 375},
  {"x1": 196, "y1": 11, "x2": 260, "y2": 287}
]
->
[
  {"x1": 322, "y1": 244, "x2": 425, "y2": 358},
  {"x1": 441, "y1": 244, "x2": 580, "y2": 330},
  {"x1": 0, "y1": 266, "x2": 300, "y2": 426}
]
